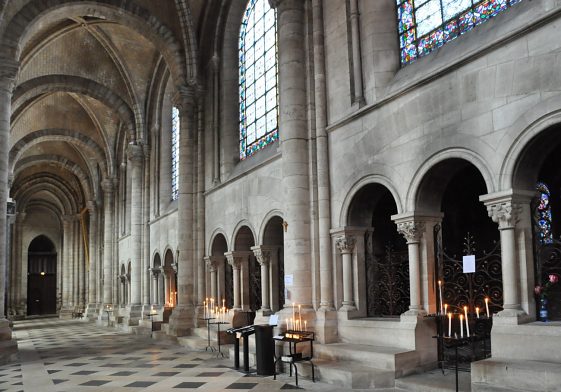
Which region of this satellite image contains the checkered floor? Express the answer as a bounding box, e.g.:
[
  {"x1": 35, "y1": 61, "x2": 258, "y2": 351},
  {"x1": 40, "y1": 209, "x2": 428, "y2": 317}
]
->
[{"x1": 0, "y1": 318, "x2": 315, "y2": 392}]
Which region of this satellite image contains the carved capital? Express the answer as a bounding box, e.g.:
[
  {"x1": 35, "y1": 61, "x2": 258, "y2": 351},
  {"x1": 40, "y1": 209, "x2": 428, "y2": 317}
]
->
[
  {"x1": 336, "y1": 236, "x2": 356, "y2": 254},
  {"x1": 487, "y1": 201, "x2": 521, "y2": 230},
  {"x1": 86, "y1": 200, "x2": 96, "y2": 213},
  {"x1": 0, "y1": 57, "x2": 19, "y2": 93},
  {"x1": 253, "y1": 248, "x2": 271, "y2": 266},
  {"x1": 396, "y1": 221, "x2": 425, "y2": 243},
  {"x1": 173, "y1": 84, "x2": 197, "y2": 115},
  {"x1": 127, "y1": 143, "x2": 144, "y2": 164},
  {"x1": 225, "y1": 252, "x2": 243, "y2": 270},
  {"x1": 150, "y1": 267, "x2": 161, "y2": 277},
  {"x1": 205, "y1": 256, "x2": 218, "y2": 273},
  {"x1": 101, "y1": 177, "x2": 116, "y2": 193},
  {"x1": 62, "y1": 214, "x2": 75, "y2": 225}
]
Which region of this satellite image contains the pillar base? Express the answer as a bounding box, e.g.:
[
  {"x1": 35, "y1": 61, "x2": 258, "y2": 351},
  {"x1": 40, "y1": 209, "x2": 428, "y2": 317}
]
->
[
  {"x1": 315, "y1": 308, "x2": 338, "y2": 344},
  {"x1": 493, "y1": 308, "x2": 532, "y2": 325},
  {"x1": 122, "y1": 304, "x2": 143, "y2": 326},
  {"x1": 168, "y1": 305, "x2": 195, "y2": 336},
  {"x1": 402, "y1": 308, "x2": 428, "y2": 318},
  {"x1": 59, "y1": 305, "x2": 75, "y2": 319},
  {"x1": 0, "y1": 319, "x2": 17, "y2": 365},
  {"x1": 85, "y1": 303, "x2": 99, "y2": 320}
]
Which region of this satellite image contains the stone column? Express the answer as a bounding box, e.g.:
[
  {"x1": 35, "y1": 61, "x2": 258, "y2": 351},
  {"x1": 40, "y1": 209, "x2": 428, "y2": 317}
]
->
[
  {"x1": 225, "y1": 252, "x2": 243, "y2": 310},
  {"x1": 336, "y1": 236, "x2": 356, "y2": 310},
  {"x1": 86, "y1": 201, "x2": 98, "y2": 317},
  {"x1": 142, "y1": 146, "x2": 151, "y2": 310},
  {"x1": 481, "y1": 191, "x2": 533, "y2": 322},
  {"x1": 13, "y1": 212, "x2": 25, "y2": 315},
  {"x1": 168, "y1": 85, "x2": 197, "y2": 336},
  {"x1": 205, "y1": 257, "x2": 218, "y2": 300},
  {"x1": 127, "y1": 144, "x2": 144, "y2": 324},
  {"x1": 269, "y1": 0, "x2": 311, "y2": 312},
  {"x1": 211, "y1": 55, "x2": 221, "y2": 185},
  {"x1": 60, "y1": 215, "x2": 74, "y2": 317},
  {"x1": 0, "y1": 57, "x2": 19, "y2": 364},
  {"x1": 396, "y1": 220, "x2": 425, "y2": 316},
  {"x1": 349, "y1": 0, "x2": 364, "y2": 105},
  {"x1": 252, "y1": 246, "x2": 272, "y2": 314},
  {"x1": 99, "y1": 178, "x2": 116, "y2": 317}
]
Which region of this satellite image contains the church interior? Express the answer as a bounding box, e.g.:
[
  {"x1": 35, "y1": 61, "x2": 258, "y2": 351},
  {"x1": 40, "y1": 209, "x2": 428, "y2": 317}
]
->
[{"x1": 1, "y1": 0, "x2": 561, "y2": 391}]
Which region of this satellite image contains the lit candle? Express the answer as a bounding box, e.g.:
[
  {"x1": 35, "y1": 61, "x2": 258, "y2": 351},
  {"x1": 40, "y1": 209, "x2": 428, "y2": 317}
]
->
[
  {"x1": 304, "y1": 320, "x2": 307, "y2": 332},
  {"x1": 438, "y1": 280, "x2": 443, "y2": 314},
  {"x1": 476, "y1": 307, "x2": 480, "y2": 318},
  {"x1": 292, "y1": 303, "x2": 295, "y2": 323},
  {"x1": 485, "y1": 297, "x2": 490, "y2": 317},
  {"x1": 460, "y1": 314, "x2": 464, "y2": 338},
  {"x1": 464, "y1": 306, "x2": 470, "y2": 337},
  {"x1": 448, "y1": 313, "x2": 452, "y2": 337},
  {"x1": 444, "y1": 303, "x2": 448, "y2": 316},
  {"x1": 298, "y1": 305, "x2": 302, "y2": 331}
]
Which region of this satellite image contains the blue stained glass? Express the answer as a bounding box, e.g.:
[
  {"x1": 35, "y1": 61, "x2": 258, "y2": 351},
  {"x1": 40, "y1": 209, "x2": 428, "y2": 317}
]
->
[
  {"x1": 171, "y1": 106, "x2": 180, "y2": 201},
  {"x1": 535, "y1": 182, "x2": 553, "y2": 244},
  {"x1": 239, "y1": 0, "x2": 278, "y2": 160},
  {"x1": 398, "y1": 0, "x2": 523, "y2": 65}
]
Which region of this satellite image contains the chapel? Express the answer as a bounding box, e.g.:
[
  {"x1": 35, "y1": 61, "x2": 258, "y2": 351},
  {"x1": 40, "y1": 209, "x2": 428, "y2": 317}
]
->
[{"x1": 0, "y1": 0, "x2": 560, "y2": 390}]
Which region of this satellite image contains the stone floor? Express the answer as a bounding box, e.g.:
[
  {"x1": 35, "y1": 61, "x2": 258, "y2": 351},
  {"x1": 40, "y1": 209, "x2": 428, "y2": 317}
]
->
[{"x1": 0, "y1": 318, "x2": 473, "y2": 392}]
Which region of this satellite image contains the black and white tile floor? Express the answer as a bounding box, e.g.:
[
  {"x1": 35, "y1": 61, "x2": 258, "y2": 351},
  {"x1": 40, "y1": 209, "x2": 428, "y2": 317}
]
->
[{"x1": 0, "y1": 318, "x2": 347, "y2": 392}]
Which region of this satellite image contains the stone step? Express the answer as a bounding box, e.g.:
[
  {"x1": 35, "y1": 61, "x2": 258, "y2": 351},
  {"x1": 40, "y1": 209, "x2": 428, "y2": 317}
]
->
[
  {"x1": 471, "y1": 358, "x2": 561, "y2": 392},
  {"x1": 308, "y1": 359, "x2": 395, "y2": 389},
  {"x1": 177, "y1": 334, "x2": 232, "y2": 358},
  {"x1": 152, "y1": 330, "x2": 178, "y2": 344},
  {"x1": 395, "y1": 369, "x2": 471, "y2": 392},
  {"x1": 314, "y1": 342, "x2": 418, "y2": 374}
]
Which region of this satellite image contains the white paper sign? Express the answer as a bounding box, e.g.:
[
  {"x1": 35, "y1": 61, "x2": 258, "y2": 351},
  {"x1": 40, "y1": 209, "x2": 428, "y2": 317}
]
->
[
  {"x1": 269, "y1": 314, "x2": 279, "y2": 326},
  {"x1": 284, "y1": 274, "x2": 294, "y2": 286},
  {"x1": 463, "y1": 255, "x2": 476, "y2": 273}
]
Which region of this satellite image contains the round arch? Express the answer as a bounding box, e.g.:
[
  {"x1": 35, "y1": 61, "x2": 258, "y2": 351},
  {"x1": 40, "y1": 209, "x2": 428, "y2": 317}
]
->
[
  {"x1": 406, "y1": 148, "x2": 495, "y2": 212},
  {"x1": 230, "y1": 220, "x2": 257, "y2": 251},
  {"x1": 339, "y1": 174, "x2": 403, "y2": 227},
  {"x1": 258, "y1": 210, "x2": 284, "y2": 245},
  {"x1": 208, "y1": 228, "x2": 229, "y2": 256}
]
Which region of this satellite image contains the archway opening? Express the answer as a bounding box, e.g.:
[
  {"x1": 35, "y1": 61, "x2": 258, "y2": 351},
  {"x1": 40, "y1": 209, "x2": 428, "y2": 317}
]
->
[
  {"x1": 513, "y1": 125, "x2": 561, "y2": 320},
  {"x1": 27, "y1": 235, "x2": 57, "y2": 315},
  {"x1": 348, "y1": 184, "x2": 408, "y2": 317},
  {"x1": 263, "y1": 216, "x2": 285, "y2": 311},
  {"x1": 234, "y1": 226, "x2": 259, "y2": 311},
  {"x1": 164, "y1": 250, "x2": 177, "y2": 308},
  {"x1": 211, "y1": 234, "x2": 231, "y2": 308},
  {"x1": 153, "y1": 253, "x2": 163, "y2": 306}
]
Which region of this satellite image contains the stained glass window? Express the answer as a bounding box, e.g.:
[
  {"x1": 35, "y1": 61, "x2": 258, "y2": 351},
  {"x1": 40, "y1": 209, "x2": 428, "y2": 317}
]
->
[
  {"x1": 535, "y1": 182, "x2": 553, "y2": 244},
  {"x1": 239, "y1": 0, "x2": 278, "y2": 160},
  {"x1": 171, "y1": 106, "x2": 180, "y2": 201},
  {"x1": 397, "y1": 0, "x2": 523, "y2": 65}
]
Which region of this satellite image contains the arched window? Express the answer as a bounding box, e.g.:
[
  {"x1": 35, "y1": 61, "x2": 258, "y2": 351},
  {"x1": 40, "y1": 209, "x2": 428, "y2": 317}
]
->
[
  {"x1": 535, "y1": 181, "x2": 553, "y2": 244},
  {"x1": 171, "y1": 106, "x2": 180, "y2": 201},
  {"x1": 398, "y1": 0, "x2": 522, "y2": 65},
  {"x1": 239, "y1": 0, "x2": 278, "y2": 160}
]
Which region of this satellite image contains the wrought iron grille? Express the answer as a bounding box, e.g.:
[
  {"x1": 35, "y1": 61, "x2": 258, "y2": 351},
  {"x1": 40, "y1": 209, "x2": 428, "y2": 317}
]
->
[
  {"x1": 278, "y1": 248, "x2": 285, "y2": 311},
  {"x1": 365, "y1": 231, "x2": 410, "y2": 317},
  {"x1": 434, "y1": 225, "x2": 502, "y2": 370},
  {"x1": 225, "y1": 261, "x2": 234, "y2": 309},
  {"x1": 249, "y1": 256, "x2": 262, "y2": 311},
  {"x1": 533, "y1": 239, "x2": 561, "y2": 320}
]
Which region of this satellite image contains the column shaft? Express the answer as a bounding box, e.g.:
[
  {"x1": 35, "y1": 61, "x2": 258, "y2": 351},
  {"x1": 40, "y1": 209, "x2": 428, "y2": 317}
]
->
[
  {"x1": 101, "y1": 179, "x2": 115, "y2": 305},
  {"x1": 87, "y1": 204, "x2": 97, "y2": 305},
  {"x1": 128, "y1": 145, "x2": 143, "y2": 305}
]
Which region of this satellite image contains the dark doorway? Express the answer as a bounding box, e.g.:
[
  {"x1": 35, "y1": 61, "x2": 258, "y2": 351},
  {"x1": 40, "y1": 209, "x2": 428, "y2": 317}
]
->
[{"x1": 27, "y1": 235, "x2": 57, "y2": 315}]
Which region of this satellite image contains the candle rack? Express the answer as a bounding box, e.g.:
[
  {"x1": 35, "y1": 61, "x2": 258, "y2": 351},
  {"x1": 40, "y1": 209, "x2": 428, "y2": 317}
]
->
[
  {"x1": 273, "y1": 330, "x2": 315, "y2": 387},
  {"x1": 201, "y1": 317, "x2": 216, "y2": 352},
  {"x1": 209, "y1": 321, "x2": 230, "y2": 358}
]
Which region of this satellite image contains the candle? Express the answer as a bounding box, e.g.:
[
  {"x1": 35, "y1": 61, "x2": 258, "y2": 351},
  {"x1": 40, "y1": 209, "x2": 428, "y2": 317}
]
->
[
  {"x1": 438, "y1": 280, "x2": 443, "y2": 314},
  {"x1": 292, "y1": 303, "x2": 296, "y2": 323},
  {"x1": 460, "y1": 314, "x2": 464, "y2": 338},
  {"x1": 298, "y1": 305, "x2": 302, "y2": 331},
  {"x1": 485, "y1": 297, "x2": 490, "y2": 317},
  {"x1": 444, "y1": 304, "x2": 448, "y2": 316},
  {"x1": 476, "y1": 307, "x2": 480, "y2": 318},
  {"x1": 464, "y1": 306, "x2": 470, "y2": 337},
  {"x1": 304, "y1": 320, "x2": 307, "y2": 332},
  {"x1": 448, "y1": 313, "x2": 452, "y2": 337}
]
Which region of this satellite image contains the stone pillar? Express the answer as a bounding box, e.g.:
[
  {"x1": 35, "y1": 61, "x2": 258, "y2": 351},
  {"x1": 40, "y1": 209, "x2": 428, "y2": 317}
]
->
[
  {"x1": 205, "y1": 257, "x2": 218, "y2": 300},
  {"x1": 225, "y1": 252, "x2": 242, "y2": 310},
  {"x1": 252, "y1": 246, "x2": 272, "y2": 314},
  {"x1": 150, "y1": 268, "x2": 160, "y2": 305},
  {"x1": 481, "y1": 190, "x2": 534, "y2": 323},
  {"x1": 395, "y1": 219, "x2": 425, "y2": 316},
  {"x1": 13, "y1": 212, "x2": 25, "y2": 315},
  {"x1": 349, "y1": 0, "x2": 364, "y2": 105},
  {"x1": 168, "y1": 85, "x2": 197, "y2": 336},
  {"x1": 0, "y1": 57, "x2": 19, "y2": 364},
  {"x1": 336, "y1": 236, "x2": 356, "y2": 310},
  {"x1": 86, "y1": 201, "x2": 98, "y2": 317},
  {"x1": 99, "y1": 178, "x2": 116, "y2": 319},
  {"x1": 59, "y1": 215, "x2": 74, "y2": 317},
  {"x1": 211, "y1": 55, "x2": 221, "y2": 185},
  {"x1": 142, "y1": 146, "x2": 151, "y2": 310},
  {"x1": 269, "y1": 0, "x2": 312, "y2": 313}
]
